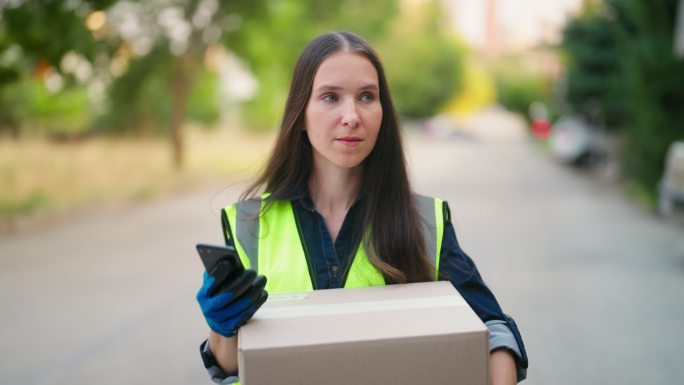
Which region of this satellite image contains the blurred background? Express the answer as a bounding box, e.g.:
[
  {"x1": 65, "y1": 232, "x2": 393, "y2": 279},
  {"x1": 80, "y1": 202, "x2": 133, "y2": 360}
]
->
[{"x1": 1, "y1": 0, "x2": 684, "y2": 384}]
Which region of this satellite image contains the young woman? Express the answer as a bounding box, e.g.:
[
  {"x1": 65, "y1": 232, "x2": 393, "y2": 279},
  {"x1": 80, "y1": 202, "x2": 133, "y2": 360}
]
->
[{"x1": 196, "y1": 31, "x2": 528, "y2": 384}]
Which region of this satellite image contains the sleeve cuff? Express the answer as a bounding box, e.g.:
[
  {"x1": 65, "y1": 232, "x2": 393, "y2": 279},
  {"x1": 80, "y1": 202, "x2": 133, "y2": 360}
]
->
[
  {"x1": 485, "y1": 320, "x2": 528, "y2": 382},
  {"x1": 200, "y1": 339, "x2": 240, "y2": 385}
]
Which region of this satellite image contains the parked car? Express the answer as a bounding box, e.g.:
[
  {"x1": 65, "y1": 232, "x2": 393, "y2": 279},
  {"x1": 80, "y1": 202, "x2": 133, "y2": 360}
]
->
[
  {"x1": 658, "y1": 140, "x2": 684, "y2": 216},
  {"x1": 549, "y1": 115, "x2": 607, "y2": 166}
]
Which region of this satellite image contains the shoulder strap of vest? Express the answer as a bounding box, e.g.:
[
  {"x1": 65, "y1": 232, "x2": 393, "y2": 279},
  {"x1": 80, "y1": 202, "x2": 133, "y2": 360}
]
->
[
  {"x1": 235, "y1": 198, "x2": 261, "y2": 271},
  {"x1": 414, "y1": 194, "x2": 444, "y2": 278}
]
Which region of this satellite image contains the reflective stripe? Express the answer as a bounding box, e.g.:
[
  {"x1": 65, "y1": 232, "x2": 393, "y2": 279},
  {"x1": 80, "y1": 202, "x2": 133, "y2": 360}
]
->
[
  {"x1": 224, "y1": 205, "x2": 252, "y2": 270},
  {"x1": 235, "y1": 199, "x2": 261, "y2": 271},
  {"x1": 227, "y1": 195, "x2": 445, "y2": 293},
  {"x1": 414, "y1": 194, "x2": 444, "y2": 278},
  {"x1": 415, "y1": 195, "x2": 437, "y2": 267}
]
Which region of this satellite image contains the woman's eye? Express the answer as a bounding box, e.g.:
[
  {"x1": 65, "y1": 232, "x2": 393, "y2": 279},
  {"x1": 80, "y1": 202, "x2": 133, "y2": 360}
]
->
[
  {"x1": 323, "y1": 94, "x2": 337, "y2": 103},
  {"x1": 360, "y1": 93, "x2": 375, "y2": 102}
]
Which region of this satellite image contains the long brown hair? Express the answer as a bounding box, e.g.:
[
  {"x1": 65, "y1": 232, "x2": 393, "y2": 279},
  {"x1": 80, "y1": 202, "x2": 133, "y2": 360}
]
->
[{"x1": 242, "y1": 31, "x2": 433, "y2": 283}]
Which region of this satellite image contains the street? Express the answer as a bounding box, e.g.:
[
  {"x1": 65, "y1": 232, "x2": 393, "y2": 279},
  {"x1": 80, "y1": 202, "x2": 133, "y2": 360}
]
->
[{"x1": 2, "y1": 108, "x2": 683, "y2": 385}]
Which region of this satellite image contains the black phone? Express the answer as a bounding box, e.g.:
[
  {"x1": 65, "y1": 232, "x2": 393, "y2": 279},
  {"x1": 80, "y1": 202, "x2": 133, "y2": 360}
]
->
[{"x1": 196, "y1": 243, "x2": 244, "y2": 283}]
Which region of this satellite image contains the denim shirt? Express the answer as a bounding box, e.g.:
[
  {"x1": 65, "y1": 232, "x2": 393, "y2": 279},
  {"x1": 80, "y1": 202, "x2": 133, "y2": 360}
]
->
[{"x1": 204, "y1": 192, "x2": 528, "y2": 383}]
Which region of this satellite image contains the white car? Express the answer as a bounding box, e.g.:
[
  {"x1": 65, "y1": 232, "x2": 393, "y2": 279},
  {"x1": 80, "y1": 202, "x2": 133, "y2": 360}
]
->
[
  {"x1": 658, "y1": 141, "x2": 684, "y2": 216},
  {"x1": 549, "y1": 115, "x2": 607, "y2": 165}
]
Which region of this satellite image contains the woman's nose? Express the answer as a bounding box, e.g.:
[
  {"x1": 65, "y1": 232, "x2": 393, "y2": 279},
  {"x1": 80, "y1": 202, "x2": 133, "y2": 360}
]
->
[{"x1": 340, "y1": 100, "x2": 360, "y2": 127}]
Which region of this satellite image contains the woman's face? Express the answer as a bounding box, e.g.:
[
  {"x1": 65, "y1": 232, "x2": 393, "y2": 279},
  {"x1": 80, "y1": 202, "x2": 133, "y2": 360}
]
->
[{"x1": 304, "y1": 52, "x2": 382, "y2": 173}]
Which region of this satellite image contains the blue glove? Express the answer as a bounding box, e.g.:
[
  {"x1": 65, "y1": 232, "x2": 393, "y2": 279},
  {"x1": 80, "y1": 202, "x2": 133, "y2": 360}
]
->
[{"x1": 196, "y1": 261, "x2": 268, "y2": 338}]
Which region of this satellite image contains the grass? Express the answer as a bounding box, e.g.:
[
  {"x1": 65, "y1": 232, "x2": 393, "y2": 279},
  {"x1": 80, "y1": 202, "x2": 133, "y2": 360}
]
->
[
  {"x1": 623, "y1": 180, "x2": 658, "y2": 212},
  {"x1": 0, "y1": 125, "x2": 274, "y2": 225}
]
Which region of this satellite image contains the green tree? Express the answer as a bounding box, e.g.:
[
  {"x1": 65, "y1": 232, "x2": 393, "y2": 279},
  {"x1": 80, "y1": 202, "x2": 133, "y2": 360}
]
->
[
  {"x1": 561, "y1": 0, "x2": 684, "y2": 199},
  {"x1": 377, "y1": 0, "x2": 464, "y2": 119},
  {"x1": 610, "y1": 0, "x2": 684, "y2": 193},
  {"x1": 4, "y1": 0, "x2": 456, "y2": 169},
  {"x1": 494, "y1": 67, "x2": 550, "y2": 123},
  {"x1": 99, "y1": 0, "x2": 269, "y2": 168},
  {"x1": 102, "y1": 0, "x2": 398, "y2": 163},
  {"x1": 561, "y1": 0, "x2": 626, "y2": 128},
  {"x1": 0, "y1": 0, "x2": 115, "y2": 137},
  {"x1": 226, "y1": 0, "x2": 400, "y2": 129}
]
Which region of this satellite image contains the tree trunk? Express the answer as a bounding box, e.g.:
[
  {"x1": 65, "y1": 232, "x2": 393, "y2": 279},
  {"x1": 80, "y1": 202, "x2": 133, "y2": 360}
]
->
[{"x1": 169, "y1": 53, "x2": 196, "y2": 170}]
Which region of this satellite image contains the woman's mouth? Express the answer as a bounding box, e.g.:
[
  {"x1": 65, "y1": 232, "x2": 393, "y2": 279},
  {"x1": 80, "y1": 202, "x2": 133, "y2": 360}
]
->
[{"x1": 337, "y1": 136, "x2": 362, "y2": 147}]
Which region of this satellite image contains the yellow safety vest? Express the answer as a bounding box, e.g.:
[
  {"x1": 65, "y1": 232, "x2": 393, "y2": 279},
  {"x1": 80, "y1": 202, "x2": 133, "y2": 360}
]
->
[{"x1": 222, "y1": 194, "x2": 444, "y2": 294}]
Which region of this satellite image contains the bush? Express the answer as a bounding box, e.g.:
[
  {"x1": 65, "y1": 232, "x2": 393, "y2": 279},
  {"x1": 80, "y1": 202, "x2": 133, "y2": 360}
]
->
[
  {"x1": 561, "y1": 0, "x2": 684, "y2": 198},
  {"x1": 376, "y1": 0, "x2": 465, "y2": 120},
  {"x1": 618, "y1": 26, "x2": 684, "y2": 192},
  {"x1": 187, "y1": 69, "x2": 221, "y2": 126},
  {"x1": 561, "y1": 4, "x2": 626, "y2": 129},
  {"x1": 380, "y1": 34, "x2": 464, "y2": 119},
  {"x1": 495, "y1": 72, "x2": 548, "y2": 123},
  {"x1": 1, "y1": 77, "x2": 91, "y2": 137},
  {"x1": 97, "y1": 47, "x2": 173, "y2": 135}
]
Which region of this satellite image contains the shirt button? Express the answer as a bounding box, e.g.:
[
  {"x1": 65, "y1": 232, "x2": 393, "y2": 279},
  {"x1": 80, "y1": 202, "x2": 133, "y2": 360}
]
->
[{"x1": 331, "y1": 265, "x2": 339, "y2": 275}]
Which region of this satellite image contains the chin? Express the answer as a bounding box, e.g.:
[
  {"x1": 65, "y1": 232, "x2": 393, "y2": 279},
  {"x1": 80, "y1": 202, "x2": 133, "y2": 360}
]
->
[{"x1": 335, "y1": 157, "x2": 365, "y2": 170}]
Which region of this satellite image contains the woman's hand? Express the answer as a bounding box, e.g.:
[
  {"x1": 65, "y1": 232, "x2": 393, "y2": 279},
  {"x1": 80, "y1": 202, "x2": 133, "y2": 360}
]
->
[
  {"x1": 196, "y1": 264, "x2": 268, "y2": 338},
  {"x1": 197, "y1": 263, "x2": 268, "y2": 374}
]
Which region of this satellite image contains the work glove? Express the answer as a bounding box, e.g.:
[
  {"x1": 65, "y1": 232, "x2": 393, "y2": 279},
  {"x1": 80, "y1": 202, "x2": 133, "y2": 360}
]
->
[{"x1": 196, "y1": 260, "x2": 268, "y2": 338}]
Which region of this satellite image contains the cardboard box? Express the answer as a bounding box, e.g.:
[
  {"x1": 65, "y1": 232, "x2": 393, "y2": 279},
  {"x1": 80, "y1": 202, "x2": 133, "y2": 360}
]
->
[{"x1": 238, "y1": 281, "x2": 489, "y2": 385}]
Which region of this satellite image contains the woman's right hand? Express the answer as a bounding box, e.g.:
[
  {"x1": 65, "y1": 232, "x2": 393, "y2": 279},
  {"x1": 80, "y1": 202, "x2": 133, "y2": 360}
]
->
[{"x1": 196, "y1": 263, "x2": 268, "y2": 338}]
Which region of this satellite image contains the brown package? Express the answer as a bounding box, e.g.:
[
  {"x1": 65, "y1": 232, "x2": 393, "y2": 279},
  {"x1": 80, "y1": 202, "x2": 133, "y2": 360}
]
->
[{"x1": 238, "y1": 281, "x2": 489, "y2": 385}]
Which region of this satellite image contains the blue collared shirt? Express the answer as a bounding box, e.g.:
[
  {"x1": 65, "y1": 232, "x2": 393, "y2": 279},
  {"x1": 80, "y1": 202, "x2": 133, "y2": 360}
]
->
[{"x1": 205, "y1": 192, "x2": 528, "y2": 383}]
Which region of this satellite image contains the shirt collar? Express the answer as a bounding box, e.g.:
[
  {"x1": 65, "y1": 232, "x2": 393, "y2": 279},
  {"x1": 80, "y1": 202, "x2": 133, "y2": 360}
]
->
[{"x1": 278, "y1": 184, "x2": 315, "y2": 212}]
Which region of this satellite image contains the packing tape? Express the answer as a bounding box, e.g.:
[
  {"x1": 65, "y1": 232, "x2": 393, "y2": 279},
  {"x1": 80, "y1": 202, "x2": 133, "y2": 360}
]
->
[{"x1": 254, "y1": 295, "x2": 464, "y2": 320}]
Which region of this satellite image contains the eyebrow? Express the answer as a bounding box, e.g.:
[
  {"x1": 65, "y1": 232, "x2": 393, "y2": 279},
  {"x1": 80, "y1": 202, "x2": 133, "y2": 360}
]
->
[{"x1": 314, "y1": 84, "x2": 379, "y2": 92}]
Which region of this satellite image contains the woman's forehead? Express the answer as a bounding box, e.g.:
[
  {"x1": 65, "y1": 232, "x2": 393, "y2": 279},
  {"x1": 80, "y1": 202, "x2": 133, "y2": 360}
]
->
[{"x1": 312, "y1": 52, "x2": 379, "y2": 89}]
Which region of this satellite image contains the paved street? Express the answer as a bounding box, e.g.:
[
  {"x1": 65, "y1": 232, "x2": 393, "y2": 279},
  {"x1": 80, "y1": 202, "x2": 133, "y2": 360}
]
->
[{"x1": 2, "y1": 108, "x2": 683, "y2": 385}]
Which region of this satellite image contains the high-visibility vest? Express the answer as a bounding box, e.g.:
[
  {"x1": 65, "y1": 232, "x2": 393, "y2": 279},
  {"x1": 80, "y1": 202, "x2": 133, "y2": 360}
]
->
[{"x1": 223, "y1": 195, "x2": 445, "y2": 293}]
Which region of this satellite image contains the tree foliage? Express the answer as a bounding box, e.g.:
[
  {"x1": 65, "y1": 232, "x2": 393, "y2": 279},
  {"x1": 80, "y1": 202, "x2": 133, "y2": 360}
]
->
[
  {"x1": 1, "y1": 0, "x2": 465, "y2": 166},
  {"x1": 225, "y1": 0, "x2": 399, "y2": 129},
  {"x1": 0, "y1": 0, "x2": 114, "y2": 72},
  {"x1": 562, "y1": 5, "x2": 625, "y2": 127},
  {"x1": 0, "y1": 0, "x2": 115, "y2": 136},
  {"x1": 561, "y1": 0, "x2": 684, "y2": 196},
  {"x1": 378, "y1": 1, "x2": 464, "y2": 119}
]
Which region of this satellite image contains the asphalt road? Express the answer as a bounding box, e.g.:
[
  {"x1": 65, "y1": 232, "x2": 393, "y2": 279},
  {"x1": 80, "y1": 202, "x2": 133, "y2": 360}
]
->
[{"x1": 2, "y1": 108, "x2": 683, "y2": 385}]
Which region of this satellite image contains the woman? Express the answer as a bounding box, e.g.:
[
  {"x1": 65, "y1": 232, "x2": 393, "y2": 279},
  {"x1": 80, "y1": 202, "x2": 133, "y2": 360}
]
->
[{"x1": 197, "y1": 31, "x2": 528, "y2": 384}]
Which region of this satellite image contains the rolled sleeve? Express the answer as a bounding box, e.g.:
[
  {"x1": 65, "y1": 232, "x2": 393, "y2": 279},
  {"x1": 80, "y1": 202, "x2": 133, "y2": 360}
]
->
[
  {"x1": 485, "y1": 320, "x2": 527, "y2": 382},
  {"x1": 439, "y1": 202, "x2": 528, "y2": 381}
]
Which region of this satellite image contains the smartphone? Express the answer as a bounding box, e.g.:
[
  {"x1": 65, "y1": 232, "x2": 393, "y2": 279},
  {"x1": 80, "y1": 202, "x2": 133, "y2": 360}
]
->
[{"x1": 196, "y1": 243, "x2": 244, "y2": 282}]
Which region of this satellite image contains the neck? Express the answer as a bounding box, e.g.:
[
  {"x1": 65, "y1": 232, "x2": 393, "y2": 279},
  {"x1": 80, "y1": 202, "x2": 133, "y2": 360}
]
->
[{"x1": 308, "y1": 165, "x2": 362, "y2": 215}]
